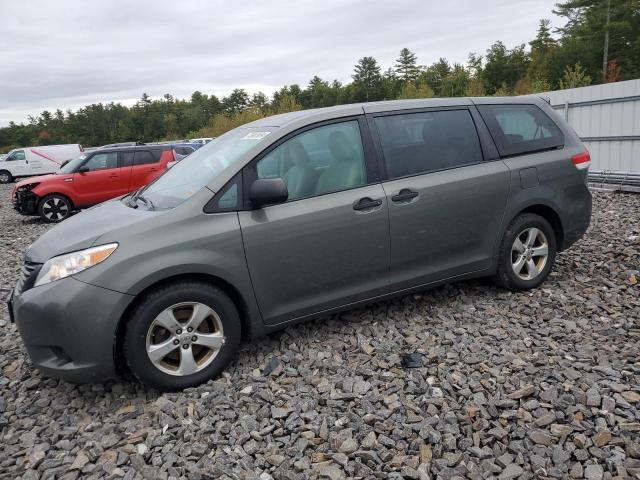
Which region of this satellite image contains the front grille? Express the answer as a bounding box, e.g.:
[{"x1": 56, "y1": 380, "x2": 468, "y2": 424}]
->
[
  {"x1": 16, "y1": 261, "x2": 42, "y2": 294},
  {"x1": 13, "y1": 190, "x2": 38, "y2": 215}
]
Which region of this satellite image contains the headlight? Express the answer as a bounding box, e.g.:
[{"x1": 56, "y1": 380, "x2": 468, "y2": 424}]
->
[
  {"x1": 18, "y1": 183, "x2": 39, "y2": 192},
  {"x1": 34, "y1": 243, "x2": 118, "y2": 287}
]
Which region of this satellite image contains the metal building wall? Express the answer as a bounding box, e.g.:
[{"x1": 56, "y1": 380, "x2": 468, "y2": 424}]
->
[{"x1": 540, "y1": 79, "x2": 640, "y2": 174}]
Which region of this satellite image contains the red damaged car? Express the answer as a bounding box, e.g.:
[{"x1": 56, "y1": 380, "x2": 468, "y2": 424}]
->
[{"x1": 12, "y1": 145, "x2": 176, "y2": 222}]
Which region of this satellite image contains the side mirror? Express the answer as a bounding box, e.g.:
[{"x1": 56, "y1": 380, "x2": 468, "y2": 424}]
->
[
  {"x1": 249, "y1": 178, "x2": 288, "y2": 209},
  {"x1": 77, "y1": 166, "x2": 90, "y2": 174}
]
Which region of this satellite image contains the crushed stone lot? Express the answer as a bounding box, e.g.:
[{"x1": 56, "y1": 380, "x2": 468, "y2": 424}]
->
[{"x1": 0, "y1": 183, "x2": 638, "y2": 480}]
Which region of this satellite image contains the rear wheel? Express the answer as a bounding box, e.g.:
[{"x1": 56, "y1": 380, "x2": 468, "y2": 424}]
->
[
  {"x1": 493, "y1": 213, "x2": 557, "y2": 291},
  {"x1": 38, "y1": 194, "x2": 73, "y2": 222},
  {"x1": 124, "y1": 281, "x2": 241, "y2": 391},
  {"x1": 0, "y1": 170, "x2": 13, "y2": 184}
]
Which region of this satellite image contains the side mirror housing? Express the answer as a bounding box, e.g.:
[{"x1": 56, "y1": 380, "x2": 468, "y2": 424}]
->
[
  {"x1": 249, "y1": 178, "x2": 288, "y2": 209},
  {"x1": 77, "y1": 166, "x2": 90, "y2": 174}
]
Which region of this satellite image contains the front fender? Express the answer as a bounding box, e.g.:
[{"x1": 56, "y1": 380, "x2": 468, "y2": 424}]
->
[
  {"x1": 32, "y1": 183, "x2": 77, "y2": 204},
  {"x1": 74, "y1": 209, "x2": 264, "y2": 335}
]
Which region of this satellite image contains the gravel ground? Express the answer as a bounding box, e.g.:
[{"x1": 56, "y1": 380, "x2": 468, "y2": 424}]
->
[{"x1": 0, "y1": 183, "x2": 639, "y2": 480}]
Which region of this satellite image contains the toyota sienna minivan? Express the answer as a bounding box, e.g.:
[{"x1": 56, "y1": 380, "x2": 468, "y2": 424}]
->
[{"x1": 8, "y1": 97, "x2": 592, "y2": 390}]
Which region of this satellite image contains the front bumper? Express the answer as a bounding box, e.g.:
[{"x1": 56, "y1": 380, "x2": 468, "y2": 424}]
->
[
  {"x1": 13, "y1": 189, "x2": 39, "y2": 215},
  {"x1": 11, "y1": 276, "x2": 133, "y2": 383}
]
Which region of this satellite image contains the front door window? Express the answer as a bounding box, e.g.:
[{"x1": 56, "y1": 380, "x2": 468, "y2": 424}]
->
[
  {"x1": 255, "y1": 120, "x2": 366, "y2": 201},
  {"x1": 6, "y1": 150, "x2": 26, "y2": 161},
  {"x1": 82, "y1": 152, "x2": 119, "y2": 171}
]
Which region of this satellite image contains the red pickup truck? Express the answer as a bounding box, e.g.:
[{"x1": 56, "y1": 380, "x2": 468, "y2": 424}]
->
[{"x1": 12, "y1": 145, "x2": 176, "y2": 222}]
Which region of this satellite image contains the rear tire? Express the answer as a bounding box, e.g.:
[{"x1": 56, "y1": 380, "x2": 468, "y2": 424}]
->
[
  {"x1": 0, "y1": 170, "x2": 13, "y2": 184},
  {"x1": 38, "y1": 194, "x2": 73, "y2": 223},
  {"x1": 493, "y1": 213, "x2": 557, "y2": 291},
  {"x1": 123, "y1": 280, "x2": 241, "y2": 391}
]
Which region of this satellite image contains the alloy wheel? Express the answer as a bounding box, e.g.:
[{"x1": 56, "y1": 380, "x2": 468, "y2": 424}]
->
[
  {"x1": 511, "y1": 227, "x2": 549, "y2": 281},
  {"x1": 145, "y1": 302, "x2": 226, "y2": 376},
  {"x1": 42, "y1": 197, "x2": 69, "y2": 221}
]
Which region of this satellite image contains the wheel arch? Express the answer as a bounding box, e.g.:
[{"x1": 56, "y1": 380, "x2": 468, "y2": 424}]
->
[
  {"x1": 37, "y1": 191, "x2": 76, "y2": 210},
  {"x1": 113, "y1": 272, "x2": 254, "y2": 374},
  {"x1": 0, "y1": 169, "x2": 13, "y2": 182},
  {"x1": 518, "y1": 203, "x2": 565, "y2": 251},
  {"x1": 494, "y1": 199, "x2": 567, "y2": 266}
]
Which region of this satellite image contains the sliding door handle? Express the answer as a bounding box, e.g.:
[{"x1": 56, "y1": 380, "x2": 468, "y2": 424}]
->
[
  {"x1": 391, "y1": 188, "x2": 419, "y2": 203},
  {"x1": 353, "y1": 197, "x2": 382, "y2": 211}
]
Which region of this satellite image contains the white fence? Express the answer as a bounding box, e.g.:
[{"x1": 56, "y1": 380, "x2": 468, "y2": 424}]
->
[{"x1": 540, "y1": 79, "x2": 640, "y2": 175}]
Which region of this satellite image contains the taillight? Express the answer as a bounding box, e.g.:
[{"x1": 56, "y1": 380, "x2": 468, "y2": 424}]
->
[
  {"x1": 571, "y1": 151, "x2": 590, "y2": 170},
  {"x1": 79, "y1": 145, "x2": 84, "y2": 152}
]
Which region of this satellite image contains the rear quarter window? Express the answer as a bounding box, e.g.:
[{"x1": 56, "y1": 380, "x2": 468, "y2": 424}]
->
[
  {"x1": 477, "y1": 104, "x2": 564, "y2": 157},
  {"x1": 133, "y1": 150, "x2": 161, "y2": 165},
  {"x1": 175, "y1": 146, "x2": 195, "y2": 155}
]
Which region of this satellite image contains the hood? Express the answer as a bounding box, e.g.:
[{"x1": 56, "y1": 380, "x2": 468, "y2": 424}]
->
[
  {"x1": 26, "y1": 197, "x2": 158, "y2": 263},
  {"x1": 16, "y1": 173, "x2": 67, "y2": 188}
]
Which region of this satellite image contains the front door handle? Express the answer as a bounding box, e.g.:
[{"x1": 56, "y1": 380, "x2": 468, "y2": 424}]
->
[
  {"x1": 353, "y1": 197, "x2": 382, "y2": 211},
  {"x1": 391, "y1": 188, "x2": 419, "y2": 203}
]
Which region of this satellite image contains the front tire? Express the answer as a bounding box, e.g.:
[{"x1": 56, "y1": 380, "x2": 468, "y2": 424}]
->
[
  {"x1": 0, "y1": 170, "x2": 13, "y2": 184},
  {"x1": 493, "y1": 213, "x2": 557, "y2": 291},
  {"x1": 38, "y1": 194, "x2": 73, "y2": 222},
  {"x1": 123, "y1": 281, "x2": 241, "y2": 391}
]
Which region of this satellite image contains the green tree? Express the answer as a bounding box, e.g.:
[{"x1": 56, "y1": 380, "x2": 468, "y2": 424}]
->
[
  {"x1": 300, "y1": 76, "x2": 338, "y2": 108},
  {"x1": 492, "y1": 83, "x2": 511, "y2": 96},
  {"x1": 440, "y1": 64, "x2": 470, "y2": 97},
  {"x1": 464, "y1": 53, "x2": 485, "y2": 96},
  {"x1": 274, "y1": 94, "x2": 303, "y2": 114},
  {"x1": 351, "y1": 57, "x2": 383, "y2": 102},
  {"x1": 249, "y1": 92, "x2": 270, "y2": 113},
  {"x1": 559, "y1": 62, "x2": 592, "y2": 89},
  {"x1": 396, "y1": 83, "x2": 434, "y2": 100},
  {"x1": 222, "y1": 89, "x2": 250, "y2": 116},
  {"x1": 272, "y1": 84, "x2": 302, "y2": 108},
  {"x1": 528, "y1": 19, "x2": 557, "y2": 84},
  {"x1": 418, "y1": 58, "x2": 453, "y2": 96},
  {"x1": 394, "y1": 48, "x2": 420, "y2": 83},
  {"x1": 554, "y1": 0, "x2": 640, "y2": 81},
  {"x1": 465, "y1": 77, "x2": 486, "y2": 96},
  {"x1": 381, "y1": 68, "x2": 400, "y2": 100},
  {"x1": 483, "y1": 41, "x2": 530, "y2": 94}
]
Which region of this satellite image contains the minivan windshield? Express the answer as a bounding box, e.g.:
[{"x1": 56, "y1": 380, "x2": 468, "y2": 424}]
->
[{"x1": 131, "y1": 126, "x2": 276, "y2": 210}]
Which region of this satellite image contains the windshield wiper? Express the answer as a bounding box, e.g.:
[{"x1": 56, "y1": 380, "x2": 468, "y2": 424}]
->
[
  {"x1": 124, "y1": 189, "x2": 153, "y2": 210},
  {"x1": 125, "y1": 190, "x2": 139, "y2": 208},
  {"x1": 136, "y1": 195, "x2": 155, "y2": 211}
]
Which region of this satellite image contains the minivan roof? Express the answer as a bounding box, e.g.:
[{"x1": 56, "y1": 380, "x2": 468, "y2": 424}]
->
[{"x1": 246, "y1": 96, "x2": 548, "y2": 129}]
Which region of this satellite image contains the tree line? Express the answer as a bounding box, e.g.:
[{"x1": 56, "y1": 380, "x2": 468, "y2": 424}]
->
[{"x1": 1, "y1": 0, "x2": 638, "y2": 152}]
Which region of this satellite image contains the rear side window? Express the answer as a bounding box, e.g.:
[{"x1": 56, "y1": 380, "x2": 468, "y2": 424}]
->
[
  {"x1": 121, "y1": 151, "x2": 134, "y2": 167},
  {"x1": 477, "y1": 104, "x2": 564, "y2": 157},
  {"x1": 133, "y1": 150, "x2": 160, "y2": 165},
  {"x1": 375, "y1": 109, "x2": 483, "y2": 179}
]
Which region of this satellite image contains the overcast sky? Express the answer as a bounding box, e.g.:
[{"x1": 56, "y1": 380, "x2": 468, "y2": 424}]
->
[{"x1": 0, "y1": 0, "x2": 562, "y2": 126}]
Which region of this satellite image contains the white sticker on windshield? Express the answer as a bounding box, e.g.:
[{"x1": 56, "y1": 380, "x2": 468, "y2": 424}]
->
[{"x1": 241, "y1": 131, "x2": 271, "y2": 140}]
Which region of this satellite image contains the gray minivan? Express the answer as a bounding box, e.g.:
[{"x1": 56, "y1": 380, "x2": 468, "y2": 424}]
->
[{"x1": 9, "y1": 97, "x2": 592, "y2": 390}]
